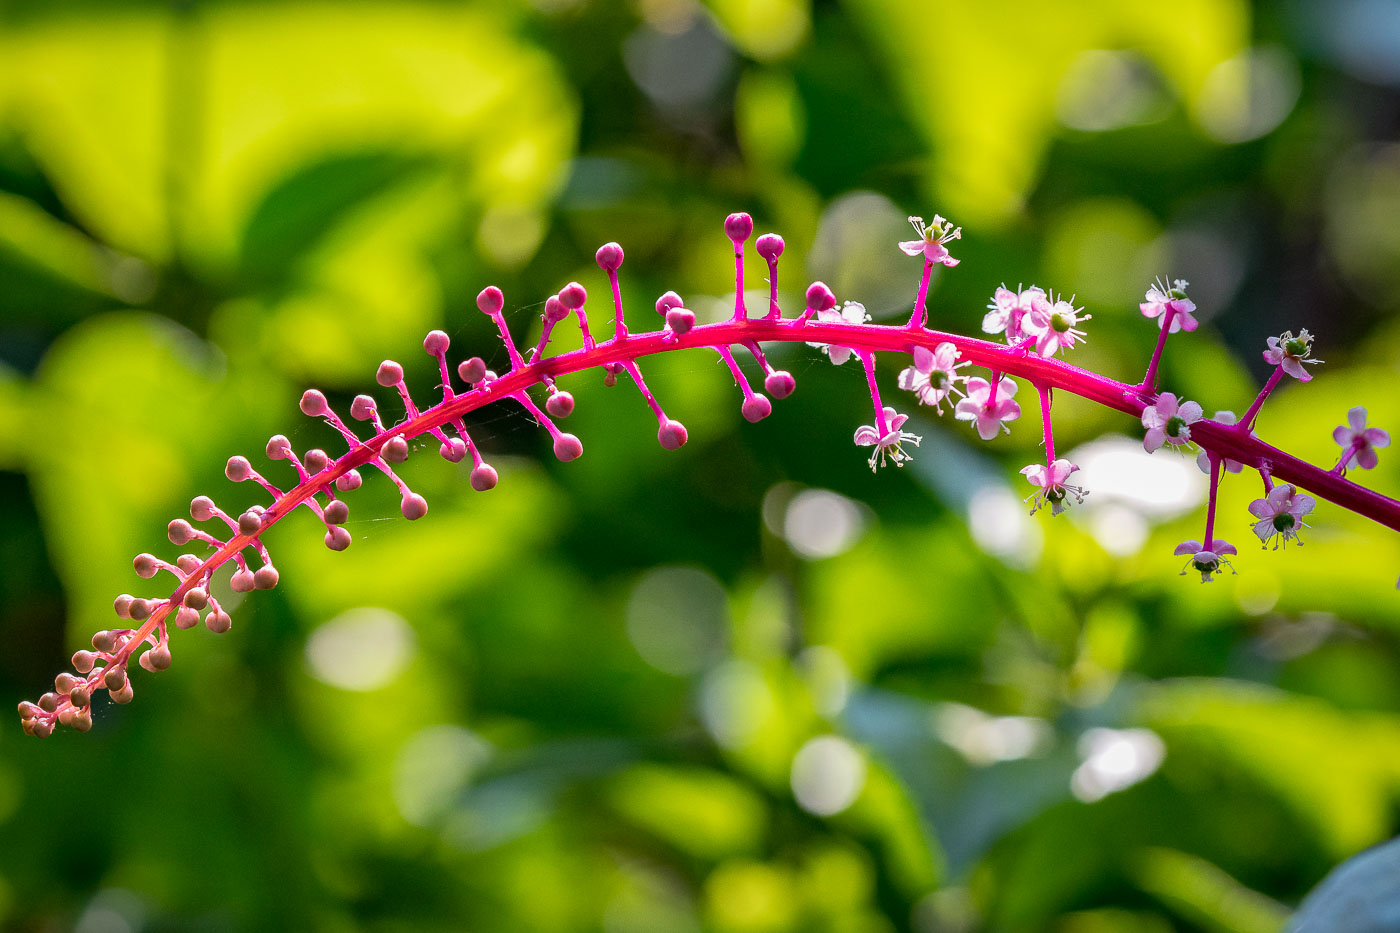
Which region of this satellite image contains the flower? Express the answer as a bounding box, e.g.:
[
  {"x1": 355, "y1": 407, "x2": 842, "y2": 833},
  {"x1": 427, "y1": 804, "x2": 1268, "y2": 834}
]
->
[
  {"x1": 982, "y1": 285, "x2": 1046, "y2": 344},
  {"x1": 806, "y1": 301, "x2": 870, "y2": 365},
  {"x1": 1248, "y1": 484, "x2": 1315, "y2": 549},
  {"x1": 899, "y1": 215, "x2": 961, "y2": 267},
  {"x1": 1173, "y1": 539, "x2": 1238, "y2": 582},
  {"x1": 1141, "y1": 392, "x2": 1203, "y2": 453},
  {"x1": 955, "y1": 376, "x2": 1021, "y2": 440},
  {"x1": 1025, "y1": 293, "x2": 1091, "y2": 357},
  {"x1": 1263, "y1": 329, "x2": 1321, "y2": 382},
  {"x1": 1020, "y1": 459, "x2": 1086, "y2": 515},
  {"x1": 1140, "y1": 278, "x2": 1198, "y2": 333},
  {"x1": 854, "y1": 406, "x2": 921, "y2": 471},
  {"x1": 1196, "y1": 411, "x2": 1246, "y2": 474},
  {"x1": 897, "y1": 342, "x2": 969, "y2": 413},
  {"x1": 1333, "y1": 406, "x2": 1390, "y2": 471}
]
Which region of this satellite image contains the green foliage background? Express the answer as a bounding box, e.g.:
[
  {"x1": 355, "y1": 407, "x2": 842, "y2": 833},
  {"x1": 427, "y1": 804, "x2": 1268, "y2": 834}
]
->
[{"x1": 2, "y1": 0, "x2": 1400, "y2": 930}]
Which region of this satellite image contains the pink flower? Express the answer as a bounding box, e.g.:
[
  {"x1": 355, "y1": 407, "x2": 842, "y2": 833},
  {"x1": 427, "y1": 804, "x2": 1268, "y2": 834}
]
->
[
  {"x1": 1333, "y1": 406, "x2": 1390, "y2": 471},
  {"x1": 1248, "y1": 484, "x2": 1314, "y2": 549},
  {"x1": 897, "y1": 342, "x2": 969, "y2": 413},
  {"x1": 1196, "y1": 411, "x2": 1246, "y2": 474},
  {"x1": 1140, "y1": 279, "x2": 1198, "y2": 333},
  {"x1": 1020, "y1": 459, "x2": 1086, "y2": 515},
  {"x1": 1173, "y1": 538, "x2": 1238, "y2": 582},
  {"x1": 1262, "y1": 329, "x2": 1321, "y2": 382},
  {"x1": 982, "y1": 285, "x2": 1046, "y2": 344},
  {"x1": 1141, "y1": 392, "x2": 1203, "y2": 453},
  {"x1": 1024, "y1": 294, "x2": 1090, "y2": 357},
  {"x1": 854, "y1": 406, "x2": 921, "y2": 472},
  {"x1": 898, "y1": 215, "x2": 961, "y2": 267},
  {"x1": 955, "y1": 376, "x2": 1021, "y2": 440},
  {"x1": 806, "y1": 301, "x2": 870, "y2": 365}
]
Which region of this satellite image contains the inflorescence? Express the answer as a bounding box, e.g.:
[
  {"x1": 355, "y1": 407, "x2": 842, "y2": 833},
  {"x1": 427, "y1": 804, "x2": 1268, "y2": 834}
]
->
[{"x1": 18, "y1": 212, "x2": 1400, "y2": 737}]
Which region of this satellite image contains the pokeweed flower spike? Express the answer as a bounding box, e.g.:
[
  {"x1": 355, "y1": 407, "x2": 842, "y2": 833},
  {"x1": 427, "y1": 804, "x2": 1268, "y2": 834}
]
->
[
  {"x1": 1333, "y1": 406, "x2": 1390, "y2": 474},
  {"x1": 1249, "y1": 483, "x2": 1315, "y2": 549},
  {"x1": 21, "y1": 210, "x2": 1400, "y2": 737}
]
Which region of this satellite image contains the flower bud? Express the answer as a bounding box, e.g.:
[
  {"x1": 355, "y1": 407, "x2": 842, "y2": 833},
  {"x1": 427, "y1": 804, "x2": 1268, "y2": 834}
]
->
[
  {"x1": 458, "y1": 357, "x2": 487, "y2": 384},
  {"x1": 470, "y1": 464, "x2": 498, "y2": 492},
  {"x1": 226, "y1": 456, "x2": 253, "y2": 482},
  {"x1": 725, "y1": 212, "x2": 754, "y2": 243},
  {"x1": 756, "y1": 233, "x2": 784, "y2": 261},
  {"x1": 300, "y1": 389, "x2": 329, "y2": 417},
  {"x1": 376, "y1": 361, "x2": 404, "y2": 388},
  {"x1": 477, "y1": 285, "x2": 505, "y2": 316},
  {"x1": 559, "y1": 282, "x2": 587, "y2": 310},
  {"x1": 190, "y1": 495, "x2": 217, "y2": 521},
  {"x1": 424, "y1": 330, "x2": 450, "y2": 356},
  {"x1": 596, "y1": 242, "x2": 624, "y2": 272}
]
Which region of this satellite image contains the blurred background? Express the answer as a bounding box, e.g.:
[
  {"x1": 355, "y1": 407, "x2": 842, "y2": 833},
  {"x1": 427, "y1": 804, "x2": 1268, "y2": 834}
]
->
[{"x1": 2, "y1": 0, "x2": 1400, "y2": 930}]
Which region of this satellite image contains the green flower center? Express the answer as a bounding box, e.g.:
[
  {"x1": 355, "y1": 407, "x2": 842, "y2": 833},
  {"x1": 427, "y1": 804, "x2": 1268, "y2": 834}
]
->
[
  {"x1": 1273, "y1": 514, "x2": 1295, "y2": 532},
  {"x1": 1169, "y1": 287, "x2": 1188, "y2": 300},
  {"x1": 930, "y1": 370, "x2": 950, "y2": 390},
  {"x1": 1193, "y1": 557, "x2": 1218, "y2": 573},
  {"x1": 1284, "y1": 338, "x2": 1307, "y2": 357},
  {"x1": 1051, "y1": 313, "x2": 1071, "y2": 333},
  {"x1": 1166, "y1": 415, "x2": 1187, "y2": 437},
  {"x1": 1047, "y1": 488, "x2": 1066, "y2": 503}
]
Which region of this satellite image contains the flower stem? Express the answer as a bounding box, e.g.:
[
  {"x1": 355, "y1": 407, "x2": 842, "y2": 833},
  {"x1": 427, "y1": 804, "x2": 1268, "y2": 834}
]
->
[
  {"x1": 1137, "y1": 308, "x2": 1177, "y2": 393},
  {"x1": 1038, "y1": 384, "x2": 1055, "y2": 463},
  {"x1": 1239, "y1": 366, "x2": 1285, "y2": 430},
  {"x1": 906, "y1": 257, "x2": 933, "y2": 330},
  {"x1": 856, "y1": 349, "x2": 890, "y2": 434},
  {"x1": 1203, "y1": 452, "x2": 1222, "y2": 551}
]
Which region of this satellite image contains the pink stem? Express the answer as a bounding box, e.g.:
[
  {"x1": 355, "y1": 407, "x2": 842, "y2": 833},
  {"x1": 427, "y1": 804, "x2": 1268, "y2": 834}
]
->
[
  {"x1": 1038, "y1": 385, "x2": 1055, "y2": 463},
  {"x1": 906, "y1": 258, "x2": 933, "y2": 330},
  {"x1": 855, "y1": 349, "x2": 890, "y2": 435},
  {"x1": 1137, "y1": 307, "x2": 1177, "y2": 393},
  {"x1": 1239, "y1": 367, "x2": 1285, "y2": 430},
  {"x1": 1203, "y1": 452, "x2": 1222, "y2": 551}
]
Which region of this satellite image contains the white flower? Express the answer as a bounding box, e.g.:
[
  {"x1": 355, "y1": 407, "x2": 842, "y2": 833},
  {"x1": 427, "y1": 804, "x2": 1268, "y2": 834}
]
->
[
  {"x1": 1142, "y1": 393, "x2": 1203, "y2": 453},
  {"x1": 1173, "y1": 539, "x2": 1238, "y2": 582},
  {"x1": 1247, "y1": 484, "x2": 1315, "y2": 549},
  {"x1": 1262, "y1": 329, "x2": 1321, "y2": 382},
  {"x1": 1020, "y1": 459, "x2": 1086, "y2": 515},
  {"x1": 1024, "y1": 294, "x2": 1090, "y2": 357},
  {"x1": 955, "y1": 376, "x2": 1021, "y2": 440},
  {"x1": 1333, "y1": 406, "x2": 1390, "y2": 471},
  {"x1": 983, "y1": 286, "x2": 1046, "y2": 344},
  {"x1": 854, "y1": 406, "x2": 921, "y2": 472},
  {"x1": 1140, "y1": 279, "x2": 1198, "y2": 333},
  {"x1": 897, "y1": 342, "x2": 969, "y2": 413}
]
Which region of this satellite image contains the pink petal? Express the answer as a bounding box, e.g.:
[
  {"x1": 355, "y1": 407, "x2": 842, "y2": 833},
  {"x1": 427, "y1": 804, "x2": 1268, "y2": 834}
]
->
[
  {"x1": 897, "y1": 366, "x2": 922, "y2": 392},
  {"x1": 1334, "y1": 424, "x2": 1353, "y2": 446},
  {"x1": 1214, "y1": 541, "x2": 1237, "y2": 556},
  {"x1": 912, "y1": 345, "x2": 935, "y2": 372},
  {"x1": 1177, "y1": 312, "x2": 1199, "y2": 333},
  {"x1": 1248, "y1": 498, "x2": 1274, "y2": 519},
  {"x1": 1357, "y1": 447, "x2": 1380, "y2": 470},
  {"x1": 976, "y1": 413, "x2": 1001, "y2": 440},
  {"x1": 853, "y1": 426, "x2": 880, "y2": 446},
  {"x1": 997, "y1": 376, "x2": 1018, "y2": 398},
  {"x1": 939, "y1": 256, "x2": 960, "y2": 268},
  {"x1": 1178, "y1": 400, "x2": 1204, "y2": 423},
  {"x1": 1348, "y1": 406, "x2": 1368, "y2": 432},
  {"x1": 1174, "y1": 540, "x2": 1203, "y2": 555},
  {"x1": 1144, "y1": 428, "x2": 1165, "y2": 452},
  {"x1": 898, "y1": 240, "x2": 925, "y2": 256},
  {"x1": 1366, "y1": 428, "x2": 1390, "y2": 448},
  {"x1": 1155, "y1": 393, "x2": 1178, "y2": 418},
  {"x1": 1282, "y1": 358, "x2": 1310, "y2": 381}
]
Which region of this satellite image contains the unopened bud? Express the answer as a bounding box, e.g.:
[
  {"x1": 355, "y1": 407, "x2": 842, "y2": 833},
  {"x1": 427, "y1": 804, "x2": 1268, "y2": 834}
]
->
[
  {"x1": 553, "y1": 433, "x2": 584, "y2": 462},
  {"x1": 300, "y1": 389, "x2": 329, "y2": 417},
  {"x1": 559, "y1": 282, "x2": 587, "y2": 310},
  {"x1": 230, "y1": 569, "x2": 256, "y2": 593},
  {"x1": 133, "y1": 553, "x2": 158, "y2": 578},
  {"x1": 424, "y1": 330, "x2": 450, "y2": 356},
  {"x1": 226, "y1": 456, "x2": 253, "y2": 482},
  {"x1": 265, "y1": 435, "x2": 292, "y2": 460},
  {"x1": 477, "y1": 285, "x2": 505, "y2": 316},
  {"x1": 765, "y1": 370, "x2": 796, "y2": 399},
  {"x1": 336, "y1": 469, "x2": 363, "y2": 492},
  {"x1": 756, "y1": 233, "x2": 784, "y2": 261},
  {"x1": 725, "y1": 212, "x2": 754, "y2": 243},
  {"x1": 401, "y1": 494, "x2": 429, "y2": 521},
  {"x1": 376, "y1": 360, "x2": 404, "y2": 387},
  {"x1": 596, "y1": 242, "x2": 624, "y2": 273},
  {"x1": 458, "y1": 357, "x2": 487, "y2": 384},
  {"x1": 325, "y1": 526, "x2": 352, "y2": 551},
  {"x1": 383, "y1": 437, "x2": 410, "y2": 463},
  {"x1": 304, "y1": 448, "x2": 329, "y2": 472},
  {"x1": 190, "y1": 495, "x2": 217, "y2": 521},
  {"x1": 546, "y1": 391, "x2": 575, "y2": 419},
  {"x1": 658, "y1": 420, "x2": 688, "y2": 450},
  {"x1": 471, "y1": 463, "x2": 499, "y2": 491},
  {"x1": 806, "y1": 281, "x2": 836, "y2": 313},
  {"x1": 323, "y1": 500, "x2": 349, "y2": 525},
  {"x1": 168, "y1": 519, "x2": 195, "y2": 545}
]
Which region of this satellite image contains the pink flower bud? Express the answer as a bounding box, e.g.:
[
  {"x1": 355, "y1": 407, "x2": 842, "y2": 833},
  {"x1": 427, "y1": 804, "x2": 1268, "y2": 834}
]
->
[
  {"x1": 141, "y1": 645, "x2": 172, "y2": 671},
  {"x1": 72, "y1": 650, "x2": 96, "y2": 673},
  {"x1": 205, "y1": 610, "x2": 232, "y2": 634},
  {"x1": 38, "y1": 692, "x2": 59, "y2": 712},
  {"x1": 350, "y1": 395, "x2": 377, "y2": 421},
  {"x1": 304, "y1": 448, "x2": 329, "y2": 472},
  {"x1": 458, "y1": 357, "x2": 487, "y2": 384},
  {"x1": 238, "y1": 510, "x2": 263, "y2": 536},
  {"x1": 742, "y1": 394, "x2": 772, "y2": 423},
  {"x1": 55, "y1": 673, "x2": 77, "y2": 694},
  {"x1": 128, "y1": 598, "x2": 151, "y2": 621},
  {"x1": 806, "y1": 281, "x2": 836, "y2": 313},
  {"x1": 323, "y1": 500, "x2": 349, "y2": 525},
  {"x1": 300, "y1": 389, "x2": 329, "y2": 417},
  {"x1": 470, "y1": 463, "x2": 499, "y2": 491},
  {"x1": 424, "y1": 330, "x2": 450, "y2": 356},
  {"x1": 175, "y1": 606, "x2": 200, "y2": 629},
  {"x1": 71, "y1": 708, "x2": 92, "y2": 732},
  {"x1": 103, "y1": 667, "x2": 127, "y2": 691},
  {"x1": 440, "y1": 437, "x2": 468, "y2": 463},
  {"x1": 253, "y1": 566, "x2": 279, "y2": 590},
  {"x1": 658, "y1": 420, "x2": 688, "y2": 450},
  {"x1": 110, "y1": 681, "x2": 134, "y2": 704},
  {"x1": 765, "y1": 370, "x2": 796, "y2": 399},
  {"x1": 336, "y1": 469, "x2": 363, "y2": 492},
  {"x1": 383, "y1": 437, "x2": 410, "y2": 463},
  {"x1": 168, "y1": 519, "x2": 195, "y2": 545},
  {"x1": 324, "y1": 526, "x2": 352, "y2": 551},
  {"x1": 559, "y1": 282, "x2": 587, "y2": 309},
  {"x1": 92, "y1": 630, "x2": 118, "y2": 653},
  {"x1": 546, "y1": 391, "x2": 575, "y2": 419},
  {"x1": 543, "y1": 295, "x2": 568, "y2": 324},
  {"x1": 190, "y1": 495, "x2": 217, "y2": 521},
  {"x1": 553, "y1": 433, "x2": 584, "y2": 461},
  {"x1": 401, "y1": 493, "x2": 429, "y2": 520},
  {"x1": 376, "y1": 361, "x2": 404, "y2": 388},
  {"x1": 177, "y1": 554, "x2": 202, "y2": 574},
  {"x1": 477, "y1": 285, "x2": 505, "y2": 315},
  {"x1": 70, "y1": 684, "x2": 91, "y2": 707},
  {"x1": 230, "y1": 569, "x2": 256, "y2": 592},
  {"x1": 666, "y1": 308, "x2": 695, "y2": 336},
  {"x1": 114, "y1": 594, "x2": 134, "y2": 619},
  {"x1": 756, "y1": 233, "x2": 784, "y2": 261},
  {"x1": 133, "y1": 553, "x2": 158, "y2": 578},
  {"x1": 265, "y1": 435, "x2": 292, "y2": 460},
  {"x1": 656, "y1": 291, "x2": 684, "y2": 315},
  {"x1": 596, "y1": 242, "x2": 624, "y2": 272},
  {"x1": 183, "y1": 587, "x2": 208, "y2": 610},
  {"x1": 226, "y1": 456, "x2": 253, "y2": 482},
  {"x1": 725, "y1": 212, "x2": 754, "y2": 243}
]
